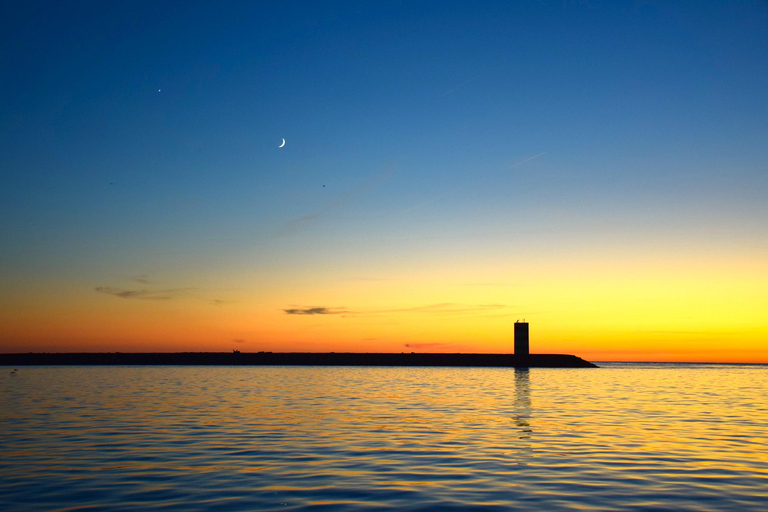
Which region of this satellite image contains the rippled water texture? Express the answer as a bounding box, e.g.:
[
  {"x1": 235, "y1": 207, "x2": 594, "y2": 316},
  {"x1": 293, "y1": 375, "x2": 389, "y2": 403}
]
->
[{"x1": 1, "y1": 364, "x2": 767, "y2": 511}]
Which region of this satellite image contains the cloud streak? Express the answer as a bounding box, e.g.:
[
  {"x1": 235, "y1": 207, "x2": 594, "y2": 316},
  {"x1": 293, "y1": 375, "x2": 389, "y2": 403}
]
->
[
  {"x1": 277, "y1": 163, "x2": 395, "y2": 235},
  {"x1": 95, "y1": 287, "x2": 194, "y2": 301},
  {"x1": 404, "y1": 342, "x2": 460, "y2": 349},
  {"x1": 283, "y1": 306, "x2": 349, "y2": 315},
  {"x1": 641, "y1": 330, "x2": 706, "y2": 335},
  {"x1": 376, "y1": 303, "x2": 508, "y2": 315},
  {"x1": 283, "y1": 303, "x2": 509, "y2": 317},
  {"x1": 510, "y1": 152, "x2": 546, "y2": 169},
  {"x1": 131, "y1": 274, "x2": 151, "y2": 284},
  {"x1": 438, "y1": 76, "x2": 477, "y2": 98}
]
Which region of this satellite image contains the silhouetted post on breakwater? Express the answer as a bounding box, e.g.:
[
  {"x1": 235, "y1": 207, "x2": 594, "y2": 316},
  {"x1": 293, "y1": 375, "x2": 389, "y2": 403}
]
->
[{"x1": 515, "y1": 320, "x2": 529, "y2": 364}]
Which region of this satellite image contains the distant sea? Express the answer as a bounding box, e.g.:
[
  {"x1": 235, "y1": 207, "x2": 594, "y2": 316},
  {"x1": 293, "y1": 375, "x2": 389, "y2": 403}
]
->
[{"x1": 1, "y1": 363, "x2": 766, "y2": 511}]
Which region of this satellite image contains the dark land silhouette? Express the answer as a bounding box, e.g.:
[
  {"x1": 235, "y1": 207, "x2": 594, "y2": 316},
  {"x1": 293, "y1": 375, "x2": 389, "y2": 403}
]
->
[{"x1": 0, "y1": 352, "x2": 597, "y2": 367}]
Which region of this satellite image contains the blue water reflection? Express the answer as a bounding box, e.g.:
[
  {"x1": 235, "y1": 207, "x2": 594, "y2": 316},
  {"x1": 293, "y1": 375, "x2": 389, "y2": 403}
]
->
[{"x1": 1, "y1": 364, "x2": 767, "y2": 510}]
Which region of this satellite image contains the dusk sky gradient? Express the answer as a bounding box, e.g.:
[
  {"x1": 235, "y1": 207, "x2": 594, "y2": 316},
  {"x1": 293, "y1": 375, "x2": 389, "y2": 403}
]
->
[{"x1": 2, "y1": 1, "x2": 767, "y2": 361}]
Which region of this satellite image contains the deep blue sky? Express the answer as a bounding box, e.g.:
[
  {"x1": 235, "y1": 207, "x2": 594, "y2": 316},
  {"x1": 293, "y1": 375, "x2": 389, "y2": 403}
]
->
[{"x1": 2, "y1": 1, "x2": 767, "y2": 357}]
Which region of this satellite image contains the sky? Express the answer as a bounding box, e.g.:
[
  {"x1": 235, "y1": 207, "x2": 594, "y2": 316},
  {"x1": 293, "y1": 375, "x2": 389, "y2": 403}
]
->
[{"x1": 1, "y1": 0, "x2": 767, "y2": 362}]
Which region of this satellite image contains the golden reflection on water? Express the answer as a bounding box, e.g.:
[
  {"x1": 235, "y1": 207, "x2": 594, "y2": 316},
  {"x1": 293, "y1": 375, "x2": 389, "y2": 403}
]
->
[
  {"x1": 514, "y1": 368, "x2": 532, "y2": 442},
  {"x1": 1, "y1": 364, "x2": 767, "y2": 511}
]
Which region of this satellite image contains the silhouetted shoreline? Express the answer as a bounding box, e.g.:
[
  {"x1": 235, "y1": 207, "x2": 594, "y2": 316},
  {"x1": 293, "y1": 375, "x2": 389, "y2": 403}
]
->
[{"x1": 0, "y1": 352, "x2": 597, "y2": 367}]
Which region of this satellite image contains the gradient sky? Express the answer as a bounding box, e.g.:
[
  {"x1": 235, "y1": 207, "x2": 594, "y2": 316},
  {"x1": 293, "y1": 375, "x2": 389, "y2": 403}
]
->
[{"x1": 2, "y1": 1, "x2": 767, "y2": 362}]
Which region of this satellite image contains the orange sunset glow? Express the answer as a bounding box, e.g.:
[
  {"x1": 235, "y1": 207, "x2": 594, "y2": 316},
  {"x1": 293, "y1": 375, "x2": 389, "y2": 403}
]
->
[
  {"x1": 3, "y1": 242, "x2": 766, "y2": 362},
  {"x1": 2, "y1": 1, "x2": 767, "y2": 364}
]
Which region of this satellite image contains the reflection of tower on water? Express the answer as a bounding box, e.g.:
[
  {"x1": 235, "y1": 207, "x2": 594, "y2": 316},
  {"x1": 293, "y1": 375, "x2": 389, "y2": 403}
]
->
[{"x1": 514, "y1": 368, "x2": 532, "y2": 439}]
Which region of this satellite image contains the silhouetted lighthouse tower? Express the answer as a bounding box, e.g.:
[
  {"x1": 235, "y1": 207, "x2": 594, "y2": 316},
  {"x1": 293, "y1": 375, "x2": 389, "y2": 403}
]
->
[{"x1": 514, "y1": 320, "x2": 529, "y2": 358}]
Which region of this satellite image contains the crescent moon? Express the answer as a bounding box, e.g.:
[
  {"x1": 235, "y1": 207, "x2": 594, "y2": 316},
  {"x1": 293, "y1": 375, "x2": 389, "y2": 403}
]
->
[{"x1": 279, "y1": 138, "x2": 285, "y2": 148}]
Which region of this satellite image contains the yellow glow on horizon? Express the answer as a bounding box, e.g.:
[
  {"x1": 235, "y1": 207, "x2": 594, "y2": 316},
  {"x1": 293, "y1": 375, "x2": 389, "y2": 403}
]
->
[{"x1": 2, "y1": 252, "x2": 767, "y2": 363}]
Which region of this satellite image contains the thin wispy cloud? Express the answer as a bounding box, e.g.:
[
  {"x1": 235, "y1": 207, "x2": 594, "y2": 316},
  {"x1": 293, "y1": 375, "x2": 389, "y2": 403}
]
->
[
  {"x1": 510, "y1": 152, "x2": 546, "y2": 169},
  {"x1": 438, "y1": 76, "x2": 477, "y2": 98},
  {"x1": 402, "y1": 196, "x2": 443, "y2": 212},
  {"x1": 404, "y1": 342, "x2": 460, "y2": 350},
  {"x1": 95, "y1": 287, "x2": 194, "y2": 301},
  {"x1": 641, "y1": 330, "x2": 705, "y2": 335},
  {"x1": 334, "y1": 276, "x2": 393, "y2": 282},
  {"x1": 379, "y1": 303, "x2": 507, "y2": 315},
  {"x1": 131, "y1": 274, "x2": 152, "y2": 284},
  {"x1": 283, "y1": 303, "x2": 509, "y2": 317},
  {"x1": 283, "y1": 306, "x2": 349, "y2": 315},
  {"x1": 277, "y1": 163, "x2": 395, "y2": 235}
]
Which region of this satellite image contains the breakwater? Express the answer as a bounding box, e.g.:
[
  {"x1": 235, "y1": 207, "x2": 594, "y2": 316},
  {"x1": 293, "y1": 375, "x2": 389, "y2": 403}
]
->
[{"x1": 1, "y1": 352, "x2": 597, "y2": 367}]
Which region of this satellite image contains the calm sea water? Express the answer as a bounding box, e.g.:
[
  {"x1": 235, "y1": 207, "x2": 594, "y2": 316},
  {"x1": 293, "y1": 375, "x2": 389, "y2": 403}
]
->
[{"x1": 1, "y1": 363, "x2": 767, "y2": 511}]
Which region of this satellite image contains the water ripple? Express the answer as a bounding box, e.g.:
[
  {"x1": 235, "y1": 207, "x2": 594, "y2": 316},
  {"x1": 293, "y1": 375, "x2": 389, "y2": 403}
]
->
[{"x1": 1, "y1": 364, "x2": 767, "y2": 510}]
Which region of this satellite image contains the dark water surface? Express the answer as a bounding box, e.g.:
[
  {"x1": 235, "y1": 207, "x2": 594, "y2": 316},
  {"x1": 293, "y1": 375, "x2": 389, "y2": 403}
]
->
[{"x1": 1, "y1": 364, "x2": 766, "y2": 511}]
